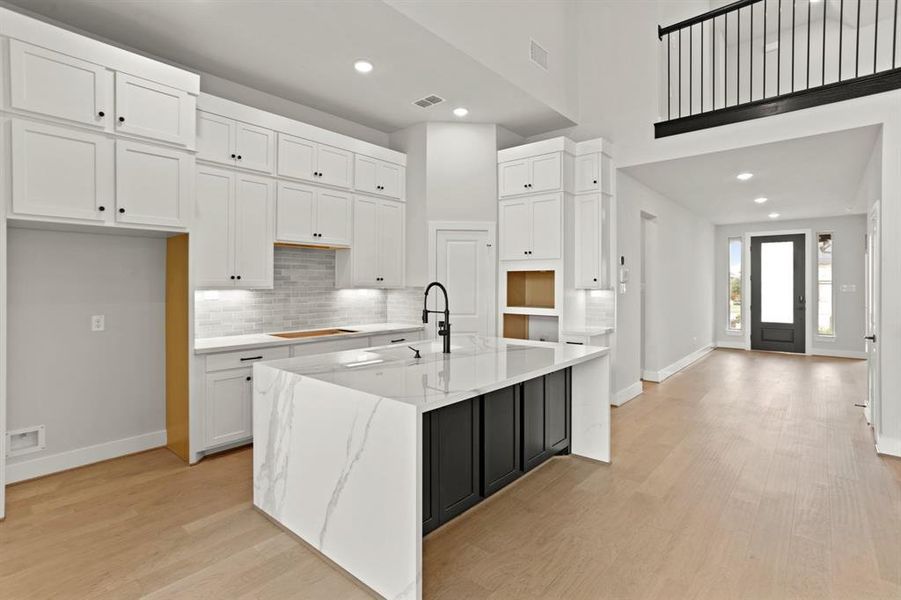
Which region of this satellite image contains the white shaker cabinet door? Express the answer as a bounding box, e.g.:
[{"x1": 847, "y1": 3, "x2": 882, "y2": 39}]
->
[
  {"x1": 115, "y1": 140, "x2": 190, "y2": 228},
  {"x1": 316, "y1": 144, "x2": 353, "y2": 189},
  {"x1": 377, "y1": 199, "x2": 404, "y2": 288},
  {"x1": 574, "y1": 194, "x2": 601, "y2": 288},
  {"x1": 316, "y1": 189, "x2": 352, "y2": 246},
  {"x1": 498, "y1": 159, "x2": 530, "y2": 197},
  {"x1": 233, "y1": 174, "x2": 274, "y2": 289},
  {"x1": 114, "y1": 73, "x2": 195, "y2": 147},
  {"x1": 574, "y1": 153, "x2": 600, "y2": 193},
  {"x1": 10, "y1": 120, "x2": 113, "y2": 222},
  {"x1": 194, "y1": 167, "x2": 235, "y2": 288},
  {"x1": 499, "y1": 198, "x2": 531, "y2": 260},
  {"x1": 204, "y1": 369, "x2": 253, "y2": 449},
  {"x1": 234, "y1": 121, "x2": 275, "y2": 174},
  {"x1": 529, "y1": 153, "x2": 562, "y2": 194},
  {"x1": 277, "y1": 133, "x2": 317, "y2": 182},
  {"x1": 378, "y1": 162, "x2": 404, "y2": 199},
  {"x1": 351, "y1": 196, "x2": 380, "y2": 286},
  {"x1": 529, "y1": 194, "x2": 561, "y2": 260},
  {"x1": 276, "y1": 181, "x2": 317, "y2": 244},
  {"x1": 8, "y1": 40, "x2": 112, "y2": 130},
  {"x1": 196, "y1": 111, "x2": 234, "y2": 165},
  {"x1": 353, "y1": 155, "x2": 379, "y2": 195}
]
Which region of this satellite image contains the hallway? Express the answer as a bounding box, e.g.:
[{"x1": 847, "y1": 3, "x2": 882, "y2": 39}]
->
[{"x1": 1, "y1": 350, "x2": 898, "y2": 599}]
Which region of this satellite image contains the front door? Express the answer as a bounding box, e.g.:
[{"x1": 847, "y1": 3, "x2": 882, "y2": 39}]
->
[{"x1": 751, "y1": 234, "x2": 806, "y2": 353}]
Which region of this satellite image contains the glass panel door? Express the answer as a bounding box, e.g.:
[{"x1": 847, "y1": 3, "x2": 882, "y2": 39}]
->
[{"x1": 760, "y1": 241, "x2": 795, "y2": 324}]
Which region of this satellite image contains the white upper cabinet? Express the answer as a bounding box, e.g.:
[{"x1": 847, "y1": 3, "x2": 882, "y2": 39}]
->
[
  {"x1": 499, "y1": 194, "x2": 561, "y2": 261},
  {"x1": 354, "y1": 155, "x2": 404, "y2": 200},
  {"x1": 573, "y1": 194, "x2": 602, "y2": 288},
  {"x1": 574, "y1": 153, "x2": 600, "y2": 193},
  {"x1": 10, "y1": 119, "x2": 113, "y2": 221},
  {"x1": 115, "y1": 140, "x2": 191, "y2": 228},
  {"x1": 338, "y1": 196, "x2": 404, "y2": 288},
  {"x1": 277, "y1": 133, "x2": 352, "y2": 189},
  {"x1": 8, "y1": 40, "x2": 113, "y2": 130},
  {"x1": 194, "y1": 166, "x2": 273, "y2": 289},
  {"x1": 197, "y1": 111, "x2": 275, "y2": 173},
  {"x1": 276, "y1": 182, "x2": 351, "y2": 246},
  {"x1": 498, "y1": 152, "x2": 562, "y2": 197},
  {"x1": 115, "y1": 73, "x2": 195, "y2": 147}
]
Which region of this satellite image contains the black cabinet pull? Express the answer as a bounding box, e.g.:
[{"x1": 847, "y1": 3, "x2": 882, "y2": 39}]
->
[
  {"x1": 246, "y1": 376, "x2": 252, "y2": 381},
  {"x1": 118, "y1": 208, "x2": 125, "y2": 214},
  {"x1": 566, "y1": 341, "x2": 584, "y2": 345},
  {"x1": 98, "y1": 111, "x2": 105, "y2": 117},
  {"x1": 118, "y1": 116, "x2": 125, "y2": 123},
  {"x1": 390, "y1": 338, "x2": 406, "y2": 343},
  {"x1": 98, "y1": 206, "x2": 105, "y2": 211},
  {"x1": 240, "y1": 356, "x2": 263, "y2": 362}
]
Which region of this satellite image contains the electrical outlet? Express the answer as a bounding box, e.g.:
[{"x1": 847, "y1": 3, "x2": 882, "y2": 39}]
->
[{"x1": 91, "y1": 315, "x2": 105, "y2": 332}]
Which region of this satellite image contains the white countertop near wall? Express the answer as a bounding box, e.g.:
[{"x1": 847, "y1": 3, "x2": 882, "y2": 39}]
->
[
  {"x1": 560, "y1": 326, "x2": 614, "y2": 336},
  {"x1": 194, "y1": 323, "x2": 426, "y2": 354}
]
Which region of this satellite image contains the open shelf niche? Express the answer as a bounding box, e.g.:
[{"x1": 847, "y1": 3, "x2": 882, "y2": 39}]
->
[
  {"x1": 506, "y1": 270, "x2": 555, "y2": 309},
  {"x1": 503, "y1": 313, "x2": 559, "y2": 342}
]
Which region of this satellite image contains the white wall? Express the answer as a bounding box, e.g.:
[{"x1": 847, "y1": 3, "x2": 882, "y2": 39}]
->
[
  {"x1": 391, "y1": 122, "x2": 499, "y2": 287},
  {"x1": 6, "y1": 229, "x2": 166, "y2": 481},
  {"x1": 615, "y1": 172, "x2": 715, "y2": 393},
  {"x1": 714, "y1": 215, "x2": 867, "y2": 356}
]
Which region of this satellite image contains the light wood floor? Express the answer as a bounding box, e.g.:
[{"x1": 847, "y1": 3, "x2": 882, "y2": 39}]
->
[{"x1": 2, "y1": 349, "x2": 899, "y2": 599}]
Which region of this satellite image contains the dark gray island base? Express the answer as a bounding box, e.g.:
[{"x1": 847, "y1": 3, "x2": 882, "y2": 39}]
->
[{"x1": 422, "y1": 368, "x2": 571, "y2": 535}]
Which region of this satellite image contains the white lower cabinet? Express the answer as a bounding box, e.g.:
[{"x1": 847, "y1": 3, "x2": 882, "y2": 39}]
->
[
  {"x1": 204, "y1": 368, "x2": 254, "y2": 449},
  {"x1": 10, "y1": 119, "x2": 113, "y2": 221},
  {"x1": 337, "y1": 196, "x2": 405, "y2": 288},
  {"x1": 369, "y1": 330, "x2": 422, "y2": 347},
  {"x1": 115, "y1": 140, "x2": 192, "y2": 228},
  {"x1": 194, "y1": 165, "x2": 274, "y2": 289}
]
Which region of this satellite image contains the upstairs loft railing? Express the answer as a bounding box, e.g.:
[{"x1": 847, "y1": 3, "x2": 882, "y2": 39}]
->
[{"x1": 656, "y1": 0, "x2": 901, "y2": 137}]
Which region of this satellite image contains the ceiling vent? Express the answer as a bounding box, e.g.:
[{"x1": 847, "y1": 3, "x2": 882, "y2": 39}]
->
[
  {"x1": 530, "y1": 39, "x2": 549, "y2": 70},
  {"x1": 413, "y1": 94, "x2": 445, "y2": 108}
]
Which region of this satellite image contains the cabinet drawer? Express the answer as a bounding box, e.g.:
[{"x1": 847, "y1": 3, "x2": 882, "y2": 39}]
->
[
  {"x1": 290, "y1": 337, "x2": 368, "y2": 357},
  {"x1": 369, "y1": 330, "x2": 421, "y2": 347},
  {"x1": 205, "y1": 346, "x2": 289, "y2": 372}
]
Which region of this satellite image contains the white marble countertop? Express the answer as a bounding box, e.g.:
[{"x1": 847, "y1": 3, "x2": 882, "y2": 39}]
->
[
  {"x1": 258, "y1": 335, "x2": 609, "y2": 412},
  {"x1": 561, "y1": 326, "x2": 614, "y2": 336},
  {"x1": 194, "y1": 322, "x2": 425, "y2": 354}
]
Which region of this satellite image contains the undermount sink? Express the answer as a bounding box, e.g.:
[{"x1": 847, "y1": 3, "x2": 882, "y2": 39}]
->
[{"x1": 271, "y1": 328, "x2": 357, "y2": 339}]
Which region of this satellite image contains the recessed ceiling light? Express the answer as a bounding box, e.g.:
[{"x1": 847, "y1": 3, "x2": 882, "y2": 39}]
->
[
  {"x1": 768, "y1": 212, "x2": 780, "y2": 219},
  {"x1": 754, "y1": 197, "x2": 768, "y2": 204},
  {"x1": 453, "y1": 107, "x2": 469, "y2": 117},
  {"x1": 736, "y1": 172, "x2": 754, "y2": 181},
  {"x1": 353, "y1": 60, "x2": 373, "y2": 74}
]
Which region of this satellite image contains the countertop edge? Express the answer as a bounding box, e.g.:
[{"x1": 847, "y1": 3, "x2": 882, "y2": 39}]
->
[{"x1": 194, "y1": 324, "x2": 426, "y2": 355}]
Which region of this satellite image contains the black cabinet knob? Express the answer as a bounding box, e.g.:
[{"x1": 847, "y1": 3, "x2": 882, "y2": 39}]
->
[
  {"x1": 118, "y1": 116, "x2": 125, "y2": 123},
  {"x1": 98, "y1": 206, "x2": 105, "y2": 211},
  {"x1": 593, "y1": 278, "x2": 598, "y2": 282},
  {"x1": 118, "y1": 208, "x2": 125, "y2": 214},
  {"x1": 230, "y1": 275, "x2": 236, "y2": 280},
  {"x1": 237, "y1": 155, "x2": 242, "y2": 160},
  {"x1": 231, "y1": 153, "x2": 236, "y2": 159},
  {"x1": 246, "y1": 376, "x2": 252, "y2": 381},
  {"x1": 98, "y1": 111, "x2": 105, "y2": 117},
  {"x1": 236, "y1": 275, "x2": 242, "y2": 280},
  {"x1": 593, "y1": 179, "x2": 598, "y2": 184}
]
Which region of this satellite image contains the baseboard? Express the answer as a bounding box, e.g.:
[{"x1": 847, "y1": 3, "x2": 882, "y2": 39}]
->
[
  {"x1": 643, "y1": 345, "x2": 715, "y2": 383},
  {"x1": 812, "y1": 348, "x2": 867, "y2": 360},
  {"x1": 715, "y1": 340, "x2": 746, "y2": 350},
  {"x1": 6, "y1": 430, "x2": 167, "y2": 484},
  {"x1": 875, "y1": 435, "x2": 901, "y2": 458},
  {"x1": 613, "y1": 381, "x2": 643, "y2": 406}
]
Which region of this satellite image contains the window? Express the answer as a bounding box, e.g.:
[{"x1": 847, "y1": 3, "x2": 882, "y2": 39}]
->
[
  {"x1": 728, "y1": 237, "x2": 742, "y2": 331},
  {"x1": 817, "y1": 233, "x2": 834, "y2": 336}
]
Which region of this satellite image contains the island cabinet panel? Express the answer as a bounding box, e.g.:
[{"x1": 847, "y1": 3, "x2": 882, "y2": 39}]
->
[
  {"x1": 545, "y1": 369, "x2": 571, "y2": 454},
  {"x1": 522, "y1": 378, "x2": 547, "y2": 471},
  {"x1": 437, "y1": 398, "x2": 482, "y2": 524},
  {"x1": 481, "y1": 386, "x2": 522, "y2": 496},
  {"x1": 422, "y1": 411, "x2": 440, "y2": 535}
]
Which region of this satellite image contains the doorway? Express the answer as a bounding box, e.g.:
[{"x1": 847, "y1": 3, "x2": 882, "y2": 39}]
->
[
  {"x1": 864, "y1": 202, "x2": 880, "y2": 426},
  {"x1": 750, "y1": 234, "x2": 806, "y2": 353},
  {"x1": 429, "y1": 222, "x2": 496, "y2": 336},
  {"x1": 640, "y1": 212, "x2": 657, "y2": 378}
]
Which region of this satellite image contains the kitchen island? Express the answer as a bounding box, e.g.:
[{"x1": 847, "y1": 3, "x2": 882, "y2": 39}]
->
[{"x1": 253, "y1": 335, "x2": 610, "y2": 600}]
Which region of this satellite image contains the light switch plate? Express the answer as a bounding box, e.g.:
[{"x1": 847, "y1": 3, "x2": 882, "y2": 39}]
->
[{"x1": 91, "y1": 315, "x2": 105, "y2": 331}]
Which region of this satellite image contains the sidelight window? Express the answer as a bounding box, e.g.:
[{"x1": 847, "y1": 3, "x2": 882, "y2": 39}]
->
[
  {"x1": 817, "y1": 233, "x2": 834, "y2": 337},
  {"x1": 728, "y1": 237, "x2": 742, "y2": 331}
]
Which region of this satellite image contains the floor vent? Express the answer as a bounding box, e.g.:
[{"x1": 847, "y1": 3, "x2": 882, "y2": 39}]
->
[
  {"x1": 413, "y1": 94, "x2": 445, "y2": 108},
  {"x1": 530, "y1": 39, "x2": 549, "y2": 70}
]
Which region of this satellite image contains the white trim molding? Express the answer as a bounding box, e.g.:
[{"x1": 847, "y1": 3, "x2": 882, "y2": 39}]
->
[
  {"x1": 716, "y1": 340, "x2": 747, "y2": 350},
  {"x1": 6, "y1": 430, "x2": 167, "y2": 484},
  {"x1": 875, "y1": 435, "x2": 901, "y2": 458},
  {"x1": 613, "y1": 381, "x2": 643, "y2": 406},
  {"x1": 812, "y1": 348, "x2": 867, "y2": 360},
  {"x1": 642, "y1": 345, "x2": 714, "y2": 383}
]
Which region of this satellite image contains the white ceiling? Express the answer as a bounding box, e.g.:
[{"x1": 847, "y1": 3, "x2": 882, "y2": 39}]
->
[
  {"x1": 623, "y1": 125, "x2": 880, "y2": 224},
  {"x1": 5, "y1": 0, "x2": 574, "y2": 136}
]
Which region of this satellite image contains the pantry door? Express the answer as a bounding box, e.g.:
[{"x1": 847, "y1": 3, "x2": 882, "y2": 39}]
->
[{"x1": 431, "y1": 223, "x2": 496, "y2": 336}]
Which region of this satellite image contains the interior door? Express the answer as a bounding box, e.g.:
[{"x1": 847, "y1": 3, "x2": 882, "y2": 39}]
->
[
  {"x1": 751, "y1": 234, "x2": 806, "y2": 353},
  {"x1": 436, "y1": 228, "x2": 494, "y2": 335},
  {"x1": 865, "y1": 205, "x2": 880, "y2": 424}
]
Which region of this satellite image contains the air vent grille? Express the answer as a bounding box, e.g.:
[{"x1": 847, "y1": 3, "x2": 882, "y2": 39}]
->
[
  {"x1": 413, "y1": 94, "x2": 445, "y2": 108},
  {"x1": 530, "y1": 39, "x2": 549, "y2": 70}
]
